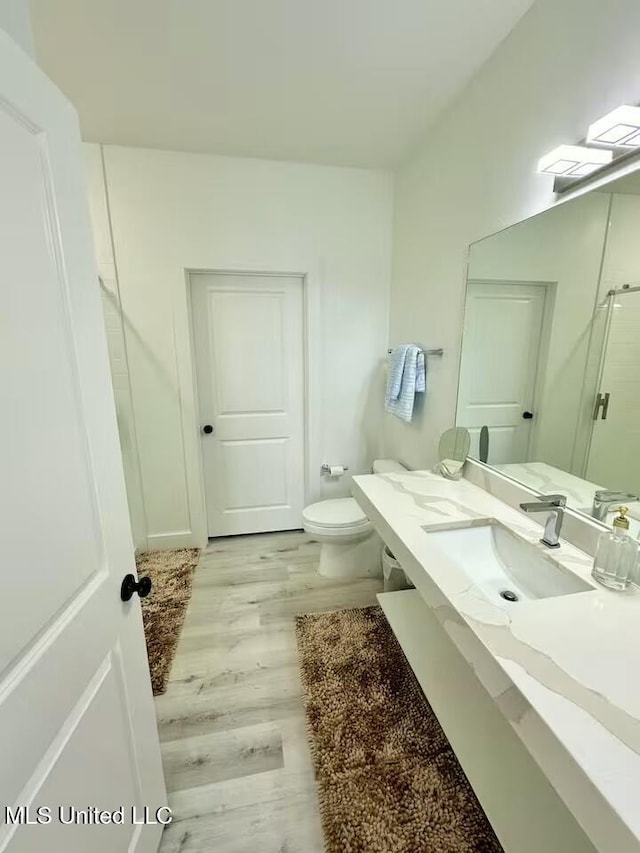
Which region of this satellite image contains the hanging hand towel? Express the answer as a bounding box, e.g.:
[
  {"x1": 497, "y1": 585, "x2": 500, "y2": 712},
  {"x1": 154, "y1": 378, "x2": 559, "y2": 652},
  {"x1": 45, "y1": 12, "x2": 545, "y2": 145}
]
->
[
  {"x1": 385, "y1": 344, "x2": 409, "y2": 403},
  {"x1": 384, "y1": 344, "x2": 425, "y2": 422},
  {"x1": 416, "y1": 350, "x2": 426, "y2": 392}
]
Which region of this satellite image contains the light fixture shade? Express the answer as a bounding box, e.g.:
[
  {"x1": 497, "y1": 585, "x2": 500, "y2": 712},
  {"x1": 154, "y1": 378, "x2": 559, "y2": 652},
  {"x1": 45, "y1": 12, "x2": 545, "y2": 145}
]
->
[
  {"x1": 587, "y1": 105, "x2": 640, "y2": 147},
  {"x1": 537, "y1": 144, "x2": 613, "y2": 177}
]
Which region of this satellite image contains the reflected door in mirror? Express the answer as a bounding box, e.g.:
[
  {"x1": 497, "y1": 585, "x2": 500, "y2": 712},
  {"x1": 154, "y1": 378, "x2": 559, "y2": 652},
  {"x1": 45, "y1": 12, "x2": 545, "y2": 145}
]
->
[{"x1": 457, "y1": 282, "x2": 546, "y2": 464}]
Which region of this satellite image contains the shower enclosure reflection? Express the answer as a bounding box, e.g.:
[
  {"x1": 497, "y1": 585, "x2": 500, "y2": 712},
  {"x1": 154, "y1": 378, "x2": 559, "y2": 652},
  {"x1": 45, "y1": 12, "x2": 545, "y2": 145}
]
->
[{"x1": 586, "y1": 285, "x2": 640, "y2": 497}]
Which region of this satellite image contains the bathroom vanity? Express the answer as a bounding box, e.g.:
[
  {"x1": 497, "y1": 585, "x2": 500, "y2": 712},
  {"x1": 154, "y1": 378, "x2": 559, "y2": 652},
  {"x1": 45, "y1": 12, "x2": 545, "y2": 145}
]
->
[{"x1": 352, "y1": 468, "x2": 640, "y2": 853}]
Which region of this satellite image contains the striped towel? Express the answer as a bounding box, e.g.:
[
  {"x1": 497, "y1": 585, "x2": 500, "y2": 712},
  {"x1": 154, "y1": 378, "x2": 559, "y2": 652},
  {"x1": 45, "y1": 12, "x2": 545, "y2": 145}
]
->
[{"x1": 384, "y1": 345, "x2": 426, "y2": 422}]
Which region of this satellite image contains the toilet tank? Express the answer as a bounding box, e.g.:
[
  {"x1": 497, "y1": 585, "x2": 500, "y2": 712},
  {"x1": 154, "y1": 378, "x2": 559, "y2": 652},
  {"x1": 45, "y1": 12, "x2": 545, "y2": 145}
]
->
[{"x1": 372, "y1": 459, "x2": 407, "y2": 474}]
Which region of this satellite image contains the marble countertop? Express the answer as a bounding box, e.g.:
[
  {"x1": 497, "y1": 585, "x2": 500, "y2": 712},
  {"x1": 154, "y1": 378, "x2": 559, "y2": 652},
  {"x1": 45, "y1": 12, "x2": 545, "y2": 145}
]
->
[
  {"x1": 352, "y1": 469, "x2": 640, "y2": 853},
  {"x1": 495, "y1": 460, "x2": 640, "y2": 533},
  {"x1": 494, "y1": 460, "x2": 605, "y2": 509}
]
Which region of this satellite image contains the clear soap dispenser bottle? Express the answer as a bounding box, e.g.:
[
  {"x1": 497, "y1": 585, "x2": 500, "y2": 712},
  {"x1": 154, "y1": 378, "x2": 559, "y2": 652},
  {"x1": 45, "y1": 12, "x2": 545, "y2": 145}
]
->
[{"x1": 592, "y1": 506, "x2": 637, "y2": 591}]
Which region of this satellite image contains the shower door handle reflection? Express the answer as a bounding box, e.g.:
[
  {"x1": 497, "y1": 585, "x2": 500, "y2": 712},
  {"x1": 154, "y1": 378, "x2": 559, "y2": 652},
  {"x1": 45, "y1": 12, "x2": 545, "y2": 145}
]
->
[{"x1": 593, "y1": 392, "x2": 610, "y2": 420}]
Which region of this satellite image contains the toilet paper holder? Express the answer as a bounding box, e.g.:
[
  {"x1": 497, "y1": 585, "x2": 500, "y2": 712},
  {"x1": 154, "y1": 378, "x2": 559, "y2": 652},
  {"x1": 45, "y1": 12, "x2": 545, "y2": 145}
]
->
[{"x1": 320, "y1": 463, "x2": 349, "y2": 475}]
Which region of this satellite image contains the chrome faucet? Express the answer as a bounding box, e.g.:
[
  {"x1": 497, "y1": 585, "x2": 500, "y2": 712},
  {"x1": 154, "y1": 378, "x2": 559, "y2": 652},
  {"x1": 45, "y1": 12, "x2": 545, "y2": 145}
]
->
[
  {"x1": 519, "y1": 494, "x2": 567, "y2": 548},
  {"x1": 592, "y1": 489, "x2": 638, "y2": 522}
]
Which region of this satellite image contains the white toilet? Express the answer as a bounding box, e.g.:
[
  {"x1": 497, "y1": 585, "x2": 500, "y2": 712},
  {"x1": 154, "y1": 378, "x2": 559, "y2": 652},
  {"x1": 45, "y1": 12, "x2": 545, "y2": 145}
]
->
[{"x1": 302, "y1": 459, "x2": 406, "y2": 579}]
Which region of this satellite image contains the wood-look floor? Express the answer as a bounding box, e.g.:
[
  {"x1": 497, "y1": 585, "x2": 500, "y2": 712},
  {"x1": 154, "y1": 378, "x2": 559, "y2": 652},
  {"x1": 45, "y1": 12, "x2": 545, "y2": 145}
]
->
[{"x1": 155, "y1": 530, "x2": 383, "y2": 853}]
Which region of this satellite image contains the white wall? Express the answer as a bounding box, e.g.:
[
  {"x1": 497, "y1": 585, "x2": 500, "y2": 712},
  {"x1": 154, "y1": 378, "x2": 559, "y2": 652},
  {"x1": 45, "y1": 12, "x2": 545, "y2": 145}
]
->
[
  {"x1": 0, "y1": 0, "x2": 33, "y2": 56},
  {"x1": 466, "y1": 193, "x2": 610, "y2": 472},
  {"x1": 84, "y1": 145, "x2": 147, "y2": 550},
  {"x1": 85, "y1": 144, "x2": 392, "y2": 549},
  {"x1": 601, "y1": 193, "x2": 640, "y2": 291},
  {"x1": 385, "y1": 0, "x2": 640, "y2": 470}
]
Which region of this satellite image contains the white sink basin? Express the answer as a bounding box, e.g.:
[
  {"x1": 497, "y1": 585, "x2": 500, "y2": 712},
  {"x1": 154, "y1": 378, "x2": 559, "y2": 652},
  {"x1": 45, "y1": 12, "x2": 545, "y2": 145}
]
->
[{"x1": 425, "y1": 521, "x2": 593, "y2": 606}]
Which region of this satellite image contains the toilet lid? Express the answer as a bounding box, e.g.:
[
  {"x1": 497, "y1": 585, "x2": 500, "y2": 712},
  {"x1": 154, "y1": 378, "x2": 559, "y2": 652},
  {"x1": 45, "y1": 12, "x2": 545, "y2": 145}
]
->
[{"x1": 303, "y1": 498, "x2": 369, "y2": 529}]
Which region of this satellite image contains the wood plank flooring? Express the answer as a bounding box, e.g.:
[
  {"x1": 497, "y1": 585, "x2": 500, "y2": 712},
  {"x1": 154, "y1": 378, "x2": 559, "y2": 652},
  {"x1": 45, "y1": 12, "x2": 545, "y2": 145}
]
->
[{"x1": 155, "y1": 530, "x2": 383, "y2": 852}]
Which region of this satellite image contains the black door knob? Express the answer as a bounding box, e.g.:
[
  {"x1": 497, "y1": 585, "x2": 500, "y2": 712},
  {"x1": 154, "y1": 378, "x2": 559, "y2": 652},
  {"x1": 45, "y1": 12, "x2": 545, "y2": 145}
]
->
[
  {"x1": 202, "y1": 424, "x2": 213, "y2": 435},
  {"x1": 522, "y1": 411, "x2": 534, "y2": 419},
  {"x1": 121, "y1": 573, "x2": 152, "y2": 602}
]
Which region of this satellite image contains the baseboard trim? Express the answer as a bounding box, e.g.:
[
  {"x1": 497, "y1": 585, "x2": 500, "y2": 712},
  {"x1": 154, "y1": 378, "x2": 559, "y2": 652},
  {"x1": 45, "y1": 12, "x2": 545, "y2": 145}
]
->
[{"x1": 145, "y1": 530, "x2": 197, "y2": 551}]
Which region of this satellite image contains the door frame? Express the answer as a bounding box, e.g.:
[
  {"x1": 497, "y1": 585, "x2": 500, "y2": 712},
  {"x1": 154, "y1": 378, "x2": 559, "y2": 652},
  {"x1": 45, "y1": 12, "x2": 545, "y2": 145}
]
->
[
  {"x1": 456, "y1": 278, "x2": 555, "y2": 463},
  {"x1": 184, "y1": 269, "x2": 313, "y2": 543}
]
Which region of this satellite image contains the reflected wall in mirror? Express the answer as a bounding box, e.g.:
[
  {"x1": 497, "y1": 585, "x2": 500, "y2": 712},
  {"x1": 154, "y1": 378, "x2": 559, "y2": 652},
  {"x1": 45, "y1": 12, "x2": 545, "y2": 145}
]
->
[{"x1": 456, "y1": 170, "x2": 640, "y2": 533}]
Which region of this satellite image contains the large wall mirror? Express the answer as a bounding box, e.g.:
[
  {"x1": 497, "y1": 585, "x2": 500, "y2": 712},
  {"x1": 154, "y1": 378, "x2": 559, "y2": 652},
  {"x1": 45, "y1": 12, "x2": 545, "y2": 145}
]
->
[{"x1": 456, "y1": 169, "x2": 640, "y2": 531}]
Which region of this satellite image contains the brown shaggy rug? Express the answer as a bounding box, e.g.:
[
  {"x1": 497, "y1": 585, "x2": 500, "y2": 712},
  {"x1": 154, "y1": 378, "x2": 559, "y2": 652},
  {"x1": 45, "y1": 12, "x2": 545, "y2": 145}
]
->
[
  {"x1": 295, "y1": 606, "x2": 503, "y2": 853},
  {"x1": 136, "y1": 548, "x2": 199, "y2": 695}
]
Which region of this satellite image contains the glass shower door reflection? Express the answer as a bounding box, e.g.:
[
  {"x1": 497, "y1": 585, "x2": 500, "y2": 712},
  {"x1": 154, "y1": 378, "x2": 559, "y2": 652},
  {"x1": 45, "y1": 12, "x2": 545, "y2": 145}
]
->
[{"x1": 586, "y1": 288, "x2": 640, "y2": 497}]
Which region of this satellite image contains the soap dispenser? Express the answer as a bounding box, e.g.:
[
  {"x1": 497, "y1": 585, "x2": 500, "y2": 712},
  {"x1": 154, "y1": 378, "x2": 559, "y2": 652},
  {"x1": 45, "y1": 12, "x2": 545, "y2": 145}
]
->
[{"x1": 591, "y1": 506, "x2": 637, "y2": 591}]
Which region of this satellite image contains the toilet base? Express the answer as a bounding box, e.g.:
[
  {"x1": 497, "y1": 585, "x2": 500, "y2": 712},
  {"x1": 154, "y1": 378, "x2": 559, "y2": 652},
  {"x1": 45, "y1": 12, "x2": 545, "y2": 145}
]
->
[{"x1": 317, "y1": 530, "x2": 382, "y2": 579}]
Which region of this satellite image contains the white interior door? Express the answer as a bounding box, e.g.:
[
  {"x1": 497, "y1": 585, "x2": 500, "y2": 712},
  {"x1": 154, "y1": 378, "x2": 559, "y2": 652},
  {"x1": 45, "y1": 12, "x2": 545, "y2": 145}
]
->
[
  {"x1": 587, "y1": 290, "x2": 640, "y2": 494},
  {"x1": 457, "y1": 282, "x2": 546, "y2": 464},
  {"x1": 0, "y1": 28, "x2": 165, "y2": 852},
  {"x1": 191, "y1": 273, "x2": 305, "y2": 537}
]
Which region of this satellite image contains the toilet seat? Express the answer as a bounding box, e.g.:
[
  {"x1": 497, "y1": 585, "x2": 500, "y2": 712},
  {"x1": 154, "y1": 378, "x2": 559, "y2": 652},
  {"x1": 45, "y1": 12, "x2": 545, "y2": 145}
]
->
[{"x1": 302, "y1": 498, "x2": 371, "y2": 538}]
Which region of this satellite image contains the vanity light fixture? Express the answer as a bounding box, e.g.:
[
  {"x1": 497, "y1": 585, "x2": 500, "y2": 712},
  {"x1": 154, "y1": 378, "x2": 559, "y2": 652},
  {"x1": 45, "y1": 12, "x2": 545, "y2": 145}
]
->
[
  {"x1": 537, "y1": 144, "x2": 613, "y2": 177},
  {"x1": 587, "y1": 105, "x2": 640, "y2": 147}
]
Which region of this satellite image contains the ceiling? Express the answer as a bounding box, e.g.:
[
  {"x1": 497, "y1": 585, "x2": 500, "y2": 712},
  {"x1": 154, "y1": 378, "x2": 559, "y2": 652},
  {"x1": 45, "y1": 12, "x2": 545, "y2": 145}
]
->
[{"x1": 29, "y1": 0, "x2": 534, "y2": 169}]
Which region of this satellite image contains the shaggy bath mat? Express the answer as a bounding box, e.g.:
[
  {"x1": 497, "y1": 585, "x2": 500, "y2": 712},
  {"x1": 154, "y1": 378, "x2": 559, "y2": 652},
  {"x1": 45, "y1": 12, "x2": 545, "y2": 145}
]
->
[
  {"x1": 136, "y1": 548, "x2": 199, "y2": 695},
  {"x1": 295, "y1": 606, "x2": 503, "y2": 853}
]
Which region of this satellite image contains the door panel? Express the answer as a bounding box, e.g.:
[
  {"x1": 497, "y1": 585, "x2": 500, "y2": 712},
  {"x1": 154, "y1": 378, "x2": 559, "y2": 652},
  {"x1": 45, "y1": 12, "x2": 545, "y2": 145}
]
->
[
  {"x1": 467, "y1": 426, "x2": 523, "y2": 463},
  {"x1": 212, "y1": 291, "x2": 287, "y2": 414},
  {"x1": 222, "y1": 439, "x2": 289, "y2": 510},
  {"x1": 0, "y1": 102, "x2": 103, "y2": 671},
  {"x1": 191, "y1": 273, "x2": 304, "y2": 537},
  {"x1": 0, "y1": 28, "x2": 165, "y2": 852},
  {"x1": 457, "y1": 282, "x2": 546, "y2": 464},
  {"x1": 11, "y1": 660, "x2": 139, "y2": 853}
]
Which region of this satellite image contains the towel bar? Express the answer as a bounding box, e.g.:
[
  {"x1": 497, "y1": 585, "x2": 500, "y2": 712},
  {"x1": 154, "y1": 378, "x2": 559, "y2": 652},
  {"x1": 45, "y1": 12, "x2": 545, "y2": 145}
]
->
[{"x1": 387, "y1": 346, "x2": 443, "y2": 356}]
